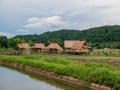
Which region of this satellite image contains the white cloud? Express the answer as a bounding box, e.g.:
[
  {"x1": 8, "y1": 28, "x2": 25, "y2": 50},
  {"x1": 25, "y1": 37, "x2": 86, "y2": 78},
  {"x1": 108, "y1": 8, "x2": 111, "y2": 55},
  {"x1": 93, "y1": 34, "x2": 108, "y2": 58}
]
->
[
  {"x1": 17, "y1": 29, "x2": 29, "y2": 32},
  {"x1": 16, "y1": 29, "x2": 29, "y2": 34},
  {"x1": 25, "y1": 16, "x2": 68, "y2": 29},
  {"x1": 51, "y1": 9, "x2": 66, "y2": 15},
  {"x1": 1, "y1": 0, "x2": 120, "y2": 35},
  {"x1": 0, "y1": 32, "x2": 13, "y2": 38}
]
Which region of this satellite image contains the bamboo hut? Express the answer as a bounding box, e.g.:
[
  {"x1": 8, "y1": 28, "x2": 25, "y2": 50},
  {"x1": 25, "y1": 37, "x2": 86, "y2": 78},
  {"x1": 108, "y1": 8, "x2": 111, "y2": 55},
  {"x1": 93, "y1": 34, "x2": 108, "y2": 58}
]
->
[
  {"x1": 46, "y1": 43, "x2": 63, "y2": 53},
  {"x1": 64, "y1": 40, "x2": 90, "y2": 53},
  {"x1": 64, "y1": 40, "x2": 78, "y2": 53},
  {"x1": 16, "y1": 43, "x2": 31, "y2": 54},
  {"x1": 31, "y1": 43, "x2": 46, "y2": 53}
]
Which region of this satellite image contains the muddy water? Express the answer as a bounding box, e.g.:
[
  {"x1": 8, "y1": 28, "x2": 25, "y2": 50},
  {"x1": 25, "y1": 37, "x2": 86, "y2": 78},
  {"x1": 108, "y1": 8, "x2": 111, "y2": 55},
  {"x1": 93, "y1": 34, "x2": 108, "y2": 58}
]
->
[{"x1": 0, "y1": 66, "x2": 89, "y2": 90}]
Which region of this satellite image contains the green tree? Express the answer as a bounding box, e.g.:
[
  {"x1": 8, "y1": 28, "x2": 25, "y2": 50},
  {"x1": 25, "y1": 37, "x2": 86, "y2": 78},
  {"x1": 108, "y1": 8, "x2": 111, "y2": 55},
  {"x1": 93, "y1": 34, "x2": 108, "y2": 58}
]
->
[
  {"x1": 8, "y1": 38, "x2": 25, "y2": 49},
  {"x1": 0, "y1": 36, "x2": 8, "y2": 48},
  {"x1": 28, "y1": 40, "x2": 34, "y2": 46},
  {"x1": 13, "y1": 25, "x2": 120, "y2": 49}
]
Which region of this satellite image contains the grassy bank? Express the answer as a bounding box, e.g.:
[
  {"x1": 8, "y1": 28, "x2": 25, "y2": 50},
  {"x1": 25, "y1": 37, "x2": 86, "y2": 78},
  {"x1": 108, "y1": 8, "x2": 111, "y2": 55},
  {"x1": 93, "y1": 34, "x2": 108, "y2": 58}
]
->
[{"x1": 0, "y1": 54, "x2": 120, "y2": 89}]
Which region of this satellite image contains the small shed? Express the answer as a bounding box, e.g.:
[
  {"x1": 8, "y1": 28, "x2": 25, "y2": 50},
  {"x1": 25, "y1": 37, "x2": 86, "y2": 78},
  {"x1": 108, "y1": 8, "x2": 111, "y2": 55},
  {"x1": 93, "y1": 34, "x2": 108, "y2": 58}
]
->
[
  {"x1": 16, "y1": 43, "x2": 31, "y2": 54},
  {"x1": 64, "y1": 40, "x2": 90, "y2": 53},
  {"x1": 31, "y1": 43, "x2": 46, "y2": 53},
  {"x1": 46, "y1": 43, "x2": 63, "y2": 53}
]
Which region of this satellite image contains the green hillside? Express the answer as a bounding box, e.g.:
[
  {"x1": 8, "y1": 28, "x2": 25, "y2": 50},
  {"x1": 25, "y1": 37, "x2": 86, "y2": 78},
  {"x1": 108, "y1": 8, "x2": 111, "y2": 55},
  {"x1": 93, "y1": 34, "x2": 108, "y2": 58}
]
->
[{"x1": 14, "y1": 25, "x2": 120, "y2": 48}]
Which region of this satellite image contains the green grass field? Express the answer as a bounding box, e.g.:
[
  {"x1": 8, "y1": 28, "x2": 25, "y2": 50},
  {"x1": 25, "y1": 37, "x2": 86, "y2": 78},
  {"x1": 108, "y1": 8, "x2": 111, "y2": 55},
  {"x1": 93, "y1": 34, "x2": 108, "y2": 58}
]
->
[
  {"x1": 62, "y1": 54, "x2": 120, "y2": 68},
  {"x1": 0, "y1": 54, "x2": 120, "y2": 89}
]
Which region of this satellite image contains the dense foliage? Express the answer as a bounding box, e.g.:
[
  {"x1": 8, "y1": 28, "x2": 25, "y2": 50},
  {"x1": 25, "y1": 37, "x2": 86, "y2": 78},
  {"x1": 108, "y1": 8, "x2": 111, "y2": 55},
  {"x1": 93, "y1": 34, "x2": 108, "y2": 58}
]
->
[
  {"x1": 8, "y1": 38, "x2": 25, "y2": 49},
  {"x1": 0, "y1": 54, "x2": 120, "y2": 89},
  {"x1": 14, "y1": 25, "x2": 120, "y2": 48},
  {"x1": 0, "y1": 36, "x2": 8, "y2": 48},
  {"x1": 0, "y1": 25, "x2": 120, "y2": 49}
]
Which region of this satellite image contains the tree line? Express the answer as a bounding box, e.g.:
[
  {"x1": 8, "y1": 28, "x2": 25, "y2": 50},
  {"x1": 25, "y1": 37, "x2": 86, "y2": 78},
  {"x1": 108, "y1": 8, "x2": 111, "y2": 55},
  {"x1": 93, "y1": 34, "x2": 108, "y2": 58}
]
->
[{"x1": 0, "y1": 25, "x2": 120, "y2": 49}]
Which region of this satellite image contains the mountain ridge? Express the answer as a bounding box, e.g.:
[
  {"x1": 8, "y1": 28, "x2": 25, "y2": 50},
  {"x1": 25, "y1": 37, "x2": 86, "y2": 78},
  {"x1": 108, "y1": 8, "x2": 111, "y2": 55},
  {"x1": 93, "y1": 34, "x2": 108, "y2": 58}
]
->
[{"x1": 14, "y1": 25, "x2": 120, "y2": 48}]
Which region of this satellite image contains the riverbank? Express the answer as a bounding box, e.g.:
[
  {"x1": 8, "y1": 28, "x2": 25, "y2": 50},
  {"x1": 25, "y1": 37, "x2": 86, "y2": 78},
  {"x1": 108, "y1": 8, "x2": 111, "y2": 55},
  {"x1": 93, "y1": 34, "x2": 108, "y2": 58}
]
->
[
  {"x1": 0, "y1": 66, "x2": 79, "y2": 90},
  {"x1": 0, "y1": 54, "x2": 120, "y2": 89},
  {"x1": 0, "y1": 60, "x2": 111, "y2": 90}
]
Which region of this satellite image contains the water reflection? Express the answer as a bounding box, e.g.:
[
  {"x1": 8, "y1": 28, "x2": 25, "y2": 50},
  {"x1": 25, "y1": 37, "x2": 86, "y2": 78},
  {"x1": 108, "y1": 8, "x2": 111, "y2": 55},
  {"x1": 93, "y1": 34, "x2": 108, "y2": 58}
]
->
[{"x1": 0, "y1": 66, "x2": 89, "y2": 90}]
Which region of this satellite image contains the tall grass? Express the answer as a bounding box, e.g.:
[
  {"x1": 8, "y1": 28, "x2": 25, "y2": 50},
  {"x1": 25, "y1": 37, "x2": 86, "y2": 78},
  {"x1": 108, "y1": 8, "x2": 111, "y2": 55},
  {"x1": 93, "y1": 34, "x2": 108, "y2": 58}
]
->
[
  {"x1": 91, "y1": 49, "x2": 120, "y2": 56},
  {"x1": 0, "y1": 54, "x2": 120, "y2": 89}
]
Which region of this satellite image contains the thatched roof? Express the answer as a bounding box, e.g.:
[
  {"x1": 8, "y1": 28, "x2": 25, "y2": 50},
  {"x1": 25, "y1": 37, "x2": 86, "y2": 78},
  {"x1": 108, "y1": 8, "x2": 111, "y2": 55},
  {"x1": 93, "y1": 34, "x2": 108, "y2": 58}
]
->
[
  {"x1": 32, "y1": 43, "x2": 46, "y2": 49},
  {"x1": 47, "y1": 43, "x2": 63, "y2": 51},
  {"x1": 64, "y1": 40, "x2": 77, "y2": 48},
  {"x1": 64, "y1": 40, "x2": 87, "y2": 49},
  {"x1": 17, "y1": 43, "x2": 30, "y2": 49},
  {"x1": 71, "y1": 41, "x2": 86, "y2": 49}
]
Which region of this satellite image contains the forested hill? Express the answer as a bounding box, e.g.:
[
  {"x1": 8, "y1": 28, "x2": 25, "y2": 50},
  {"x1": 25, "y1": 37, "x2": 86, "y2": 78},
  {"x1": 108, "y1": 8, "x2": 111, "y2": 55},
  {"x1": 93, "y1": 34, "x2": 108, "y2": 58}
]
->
[{"x1": 14, "y1": 25, "x2": 120, "y2": 48}]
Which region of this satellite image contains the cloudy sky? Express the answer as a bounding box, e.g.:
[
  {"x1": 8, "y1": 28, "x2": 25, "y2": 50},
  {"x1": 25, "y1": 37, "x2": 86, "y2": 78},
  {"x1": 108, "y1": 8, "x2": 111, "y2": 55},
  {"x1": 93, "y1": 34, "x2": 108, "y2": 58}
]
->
[{"x1": 0, "y1": 0, "x2": 120, "y2": 37}]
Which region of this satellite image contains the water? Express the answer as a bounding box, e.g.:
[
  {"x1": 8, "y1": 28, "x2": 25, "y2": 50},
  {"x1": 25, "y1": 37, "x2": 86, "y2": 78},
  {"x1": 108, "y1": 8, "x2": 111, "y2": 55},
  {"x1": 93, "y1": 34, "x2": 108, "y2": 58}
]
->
[{"x1": 0, "y1": 66, "x2": 89, "y2": 90}]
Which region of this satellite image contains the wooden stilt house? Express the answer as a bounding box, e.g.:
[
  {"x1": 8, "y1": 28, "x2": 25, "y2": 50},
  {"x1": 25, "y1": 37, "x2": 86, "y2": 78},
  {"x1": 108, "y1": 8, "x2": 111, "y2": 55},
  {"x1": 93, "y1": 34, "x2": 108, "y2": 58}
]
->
[
  {"x1": 16, "y1": 43, "x2": 31, "y2": 54},
  {"x1": 64, "y1": 40, "x2": 90, "y2": 53},
  {"x1": 31, "y1": 43, "x2": 46, "y2": 53},
  {"x1": 46, "y1": 43, "x2": 63, "y2": 53}
]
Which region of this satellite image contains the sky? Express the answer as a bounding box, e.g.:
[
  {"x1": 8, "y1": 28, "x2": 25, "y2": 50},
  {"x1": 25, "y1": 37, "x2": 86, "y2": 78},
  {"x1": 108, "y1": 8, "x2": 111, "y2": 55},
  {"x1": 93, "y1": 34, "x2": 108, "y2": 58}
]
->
[{"x1": 0, "y1": 0, "x2": 120, "y2": 38}]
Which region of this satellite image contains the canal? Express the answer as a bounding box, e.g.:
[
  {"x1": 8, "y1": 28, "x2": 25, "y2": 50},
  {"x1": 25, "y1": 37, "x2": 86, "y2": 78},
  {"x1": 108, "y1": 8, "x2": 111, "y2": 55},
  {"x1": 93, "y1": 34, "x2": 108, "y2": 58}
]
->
[{"x1": 0, "y1": 66, "x2": 89, "y2": 90}]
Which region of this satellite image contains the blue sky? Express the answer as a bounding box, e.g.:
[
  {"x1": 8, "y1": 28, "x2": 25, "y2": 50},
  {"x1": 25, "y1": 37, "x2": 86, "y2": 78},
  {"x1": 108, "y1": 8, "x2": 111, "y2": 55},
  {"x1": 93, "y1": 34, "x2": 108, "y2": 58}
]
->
[{"x1": 0, "y1": 0, "x2": 120, "y2": 38}]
